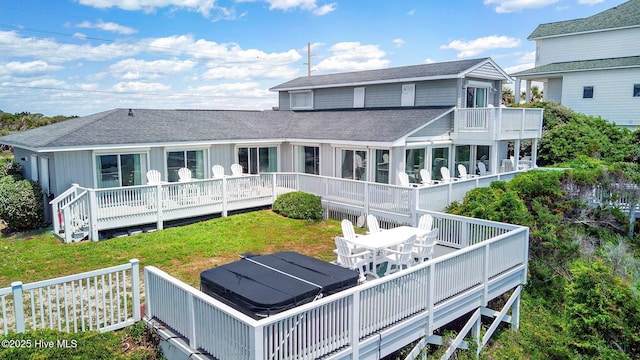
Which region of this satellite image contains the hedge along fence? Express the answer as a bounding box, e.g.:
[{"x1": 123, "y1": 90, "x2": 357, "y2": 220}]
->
[{"x1": 272, "y1": 191, "x2": 322, "y2": 220}]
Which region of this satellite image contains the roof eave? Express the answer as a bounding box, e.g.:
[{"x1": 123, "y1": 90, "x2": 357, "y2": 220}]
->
[
  {"x1": 269, "y1": 74, "x2": 463, "y2": 92},
  {"x1": 514, "y1": 64, "x2": 640, "y2": 78},
  {"x1": 529, "y1": 24, "x2": 640, "y2": 40}
]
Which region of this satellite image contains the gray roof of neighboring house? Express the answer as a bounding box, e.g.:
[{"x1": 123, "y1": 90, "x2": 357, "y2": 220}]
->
[
  {"x1": 0, "y1": 107, "x2": 453, "y2": 151},
  {"x1": 528, "y1": 0, "x2": 640, "y2": 39},
  {"x1": 511, "y1": 56, "x2": 640, "y2": 77},
  {"x1": 270, "y1": 58, "x2": 493, "y2": 91}
]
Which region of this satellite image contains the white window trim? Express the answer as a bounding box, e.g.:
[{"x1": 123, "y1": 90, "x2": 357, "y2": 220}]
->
[
  {"x1": 289, "y1": 90, "x2": 314, "y2": 110},
  {"x1": 235, "y1": 144, "x2": 280, "y2": 173},
  {"x1": 163, "y1": 147, "x2": 209, "y2": 180},
  {"x1": 92, "y1": 149, "x2": 150, "y2": 188}
]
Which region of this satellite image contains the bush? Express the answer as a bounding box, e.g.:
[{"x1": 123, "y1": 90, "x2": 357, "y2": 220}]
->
[
  {"x1": 0, "y1": 175, "x2": 44, "y2": 231},
  {"x1": 0, "y1": 158, "x2": 23, "y2": 179},
  {"x1": 273, "y1": 191, "x2": 322, "y2": 220}
]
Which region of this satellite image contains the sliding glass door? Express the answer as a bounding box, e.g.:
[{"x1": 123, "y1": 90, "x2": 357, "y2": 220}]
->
[
  {"x1": 167, "y1": 150, "x2": 205, "y2": 182},
  {"x1": 96, "y1": 153, "x2": 146, "y2": 188},
  {"x1": 238, "y1": 146, "x2": 278, "y2": 174}
]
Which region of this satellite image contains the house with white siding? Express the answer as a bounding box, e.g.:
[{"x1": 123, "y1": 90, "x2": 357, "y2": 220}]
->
[
  {"x1": 0, "y1": 57, "x2": 542, "y2": 240},
  {"x1": 512, "y1": 0, "x2": 640, "y2": 128}
]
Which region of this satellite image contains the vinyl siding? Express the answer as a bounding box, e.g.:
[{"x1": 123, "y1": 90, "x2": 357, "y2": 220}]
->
[
  {"x1": 365, "y1": 83, "x2": 403, "y2": 107},
  {"x1": 53, "y1": 150, "x2": 95, "y2": 194},
  {"x1": 467, "y1": 63, "x2": 506, "y2": 80},
  {"x1": 536, "y1": 28, "x2": 640, "y2": 66},
  {"x1": 314, "y1": 87, "x2": 353, "y2": 109},
  {"x1": 408, "y1": 115, "x2": 453, "y2": 138},
  {"x1": 278, "y1": 91, "x2": 290, "y2": 110},
  {"x1": 545, "y1": 77, "x2": 563, "y2": 103},
  {"x1": 561, "y1": 68, "x2": 640, "y2": 127},
  {"x1": 415, "y1": 80, "x2": 458, "y2": 106}
]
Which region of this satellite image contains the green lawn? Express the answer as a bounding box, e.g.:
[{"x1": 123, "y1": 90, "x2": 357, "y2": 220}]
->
[{"x1": 0, "y1": 210, "x2": 343, "y2": 288}]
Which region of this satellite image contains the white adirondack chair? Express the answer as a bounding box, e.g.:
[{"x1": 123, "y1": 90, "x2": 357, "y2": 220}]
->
[
  {"x1": 366, "y1": 214, "x2": 381, "y2": 236},
  {"x1": 418, "y1": 213, "x2": 433, "y2": 232},
  {"x1": 231, "y1": 163, "x2": 243, "y2": 177},
  {"x1": 420, "y1": 169, "x2": 439, "y2": 185},
  {"x1": 440, "y1": 167, "x2": 458, "y2": 182},
  {"x1": 412, "y1": 228, "x2": 438, "y2": 263},
  {"x1": 334, "y1": 236, "x2": 371, "y2": 282},
  {"x1": 178, "y1": 167, "x2": 192, "y2": 182},
  {"x1": 211, "y1": 165, "x2": 225, "y2": 178},
  {"x1": 398, "y1": 172, "x2": 419, "y2": 187},
  {"x1": 458, "y1": 164, "x2": 478, "y2": 179},
  {"x1": 477, "y1": 161, "x2": 488, "y2": 176},
  {"x1": 146, "y1": 169, "x2": 162, "y2": 185},
  {"x1": 382, "y1": 235, "x2": 417, "y2": 275}
]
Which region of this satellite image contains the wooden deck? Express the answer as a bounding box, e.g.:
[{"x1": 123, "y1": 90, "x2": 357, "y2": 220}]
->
[{"x1": 143, "y1": 210, "x2": 528, "y2": 359}]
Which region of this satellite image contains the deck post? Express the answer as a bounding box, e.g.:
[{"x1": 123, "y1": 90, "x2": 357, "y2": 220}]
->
[
  {"x1": 63, "y1": 206, "x2": 73, "y2": 244},
  {"x1": 350, "y1": 291, "x2": 360, "y2": 359},
  {"x1": 482, "y1": 243, "x2": 489, "y2": 306},
  {"x1": 156, "y1": 184, "x2": 164, "y2": 231},
  {"x1": 88, "y1": 190, "x2": 99, "y2": 241},
  {"x1": 131, "y1": 259, "x2": 141, "y2": 321},
  {"x1": 427, "y1": 264, "x2": 434, "y2": 334},
  {"x1": 364, "y1": 182, "x2": 370, "y2": 215},
  {"x1": 11, "y1": 281, "x2": 25, "y2": 333},
  {"x1": 272, "y1": 173, "x2": 277, "y2": 203},
  {"x1": 511, "y1": 287, "x2": 521, "y2": 331},
  {"x1": 222, "y1": 177, "x2": 228, "y2": 217}
]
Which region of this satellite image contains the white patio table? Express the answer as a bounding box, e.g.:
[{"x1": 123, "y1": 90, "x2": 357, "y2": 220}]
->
[{"x1": 347, "y1": 226, "x2": 428, "y2": 277}]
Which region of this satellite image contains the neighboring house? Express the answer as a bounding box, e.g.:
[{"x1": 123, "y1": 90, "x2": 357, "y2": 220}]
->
[
  {"x1": 0, "y1": 57, "x2": 542, "y2": 221},
  {"x1": 512, "y1": 0, "x2": 640, "y2": 128}
]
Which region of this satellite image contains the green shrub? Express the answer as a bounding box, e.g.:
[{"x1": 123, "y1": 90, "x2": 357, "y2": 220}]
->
[
  {"x1": 0, "y1": 159, "x2": 22, "y2": 179},
  {"x1": 0, "y1": 175, "x2": 44, "y2": 231},
  {"x1": 273, "y1": 191, "x2": 322, "y2": 220}
]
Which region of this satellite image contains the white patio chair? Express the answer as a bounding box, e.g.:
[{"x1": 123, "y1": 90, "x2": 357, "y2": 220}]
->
[
  {"x1": 398, "y1": 172, "x2": 419, "y2": 187},
  {"x1": 419, "y1": 169, "x2": 439, "y2": 185},
  {"x1": 418, "y1": 213, "x2": 433, "y2": 232},
  {"x1": 146, "y1": 169, "x2": 161, "y2": 185},
  {"x1": 178, "y1": 167, "x2": 192, "y2": 182},
  {"x1": 231, "y1": 163, "x2": 243, "y2": 177},
  {"x1": 457, "y1": 164, "x2": 478, "y2": 179},
  {"x1": 366, "y1": 214, "x2": 380, "y2": 234},
  {"x1": 477, "y1": 161, "x2": 488, "y2": 176},
  {"x1": 334, "y1": 236, "x2": 372, "y2": 282},
  {"x1": 440, "y1": 167, "x2": 458, "y2": 182},
  {"x1": 211, "y1": 165, "x2": 225, "y2": 178},
  {"x1": 412, "y1": 228, "x2": 438, "y2": 263},
  {"x1": 382, "y1": 235, "x2": 417, "y2": 275}
]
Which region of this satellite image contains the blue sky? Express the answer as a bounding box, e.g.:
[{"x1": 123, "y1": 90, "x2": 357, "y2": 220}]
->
[{"x1": 0, "y1": 0, "x2": 628, "y2": 116}]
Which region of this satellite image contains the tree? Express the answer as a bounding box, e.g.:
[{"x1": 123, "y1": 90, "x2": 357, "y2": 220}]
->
[
  {"x1": 502, "y1": 86, "x2": 514, "y2": 106},
  {"x1": 520, "y1": 85, "x2": 543, "y2": 102}
]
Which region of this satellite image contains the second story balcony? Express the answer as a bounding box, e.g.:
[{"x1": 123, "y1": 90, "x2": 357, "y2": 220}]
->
[{"x1": 453, "y1": 107, "x2": 543, "y2": 142}]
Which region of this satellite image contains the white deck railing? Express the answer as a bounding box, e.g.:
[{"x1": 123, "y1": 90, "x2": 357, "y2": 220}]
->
[
  {"x1": 144, "y1": 213, "x2": 528, "y2": 360},
  {"x1": 0, "y1": 259, "x2": 141, "y2": 336},
  {"x1": 454, "y1": 107, "x2": 543, "y2": 141},
  {"x1": 51, "y1": 171, "x2": 527, "y2": 242}
]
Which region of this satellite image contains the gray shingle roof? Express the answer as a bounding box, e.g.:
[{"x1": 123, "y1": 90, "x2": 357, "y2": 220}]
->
[
  {"x1": 0, "y1": 107, "x2": 453, "y2": 150},
  {"x1": 511, "y1": 56, "x2": 640, "y2": 77},
  {"x1": 270, "y1": 58, "x2": 490, "y2": 91},
  {"x1": 528, "y1": 0, "x2": 640, "y2": 39}
]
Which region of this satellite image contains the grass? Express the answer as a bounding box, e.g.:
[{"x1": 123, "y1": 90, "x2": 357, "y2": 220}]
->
[{"x1": 0, "y1": 210, "x2": 343, "y2": 288}]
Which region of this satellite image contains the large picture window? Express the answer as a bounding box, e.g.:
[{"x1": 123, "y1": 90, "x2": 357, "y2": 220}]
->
[
  {"x1": 290, "y1": 91, "x2": 313, "y2": 109},
  {"x1": 238, "y1": 146, "x2": 278, "y2": 174},
  {"x1": 374, "y1": 149, "x2": 390, "y2": 183},
  {"x1": 167, "y1": 150, "x2": 205, "y2": 182},
  {"x1": 96, "y1": 153, "x2": 146, "y2": 188},
  {"x1": 405, "y1": 148, "x2": 425, "y2": 183},
  {"x1": 432, "y1": 147, "x2": 449, "y2": 181},
  {"x1": 339, "y1": 149, "x2": 367, "y2": 180},
  {"x1": 296, "y1": 146, "x2": 319, "y2": 175}
]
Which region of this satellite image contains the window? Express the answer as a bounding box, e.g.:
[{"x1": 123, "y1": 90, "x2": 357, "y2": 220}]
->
[
  {"x1": 339, "y1": 149, "x2": 367, "y2": 180},
  {"x1": 96, "y1": 153, "x2": 146, "y2": 188},
  {"x1": 238, "y1": 146, "x2": 278, "y2": 174},
  {"x1": 296, "y1": 146, "x2": 319, "y2": 175},
  {"x1": 432, "y1": 147, "x2": 449, "y2": 181},
  {"x1": 634, "y1": 84, "x2": 640, "y2": 97},
  {"x1": 374, "y1": 149, "x2": 390, "y2": 183},
  {"x1": 455, "y1": 145, "x2": 471, "y2": 177},
  {"x1": 583, "y1": 86, "x2": 594, "y2": 99},
  {"x1": 290, "y1": 91, "x2": 313, "y2": 109},
  {"x1": 466, "y1": 87, "x2": 487, "y2": 108},
  {"x1": 166, "y1": 150, "x2": 205, "y2": 182},
  {"x1": 405, "y1": 148, "x2": 425, "y2": 183}
]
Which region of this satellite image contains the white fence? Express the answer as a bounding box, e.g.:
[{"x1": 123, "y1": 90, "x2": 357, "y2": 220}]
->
[
  {"x1": 144, "y1": 212, "x2": 528, "y2": 360},
  {"x1": 0, "y1": 259, "x2": 141, "y2": 336},
  {"x1": 50, "y1": 171, "x2": 525, "y2": 243},
  {"x1": 454, "y1": 107, "x2": 543, "y2": 141}
]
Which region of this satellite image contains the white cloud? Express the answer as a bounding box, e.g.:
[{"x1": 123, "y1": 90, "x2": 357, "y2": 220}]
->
[
  {"x1": 112, "y1": 81, "x2": 171, "y2": 92},
  {"x1": 203, "y1": 64, "x2": 298, "y2": 80},
  {"x1": 77, "y1": 0, "x2": 216, "y2": 17},
  {"x1": 240, "y1": 0, "x2": 336, "y2": 15},
  {"x1": 407, "y1": 9, "x2": 416, "y2": 16},
  {"x1": 109, "y1": 58, "x2": 197, "y2": 80},
  {"x1": 0, "y1": 61, "x2": 64, "y2": 77},
  {"x1": 440, "y1": 35, "x2": 521, "y2": 58},
  {"x1": 393, "y1": 38, "x2": 405, "y2": 48},
  {"x1": 75, "y1": 20, "x2": 138, "y2": 35},
  {"x1": 314, "y1": 42, "x2": 389, "y2": 73},
  {"x1": 578, "y1": 0, "x2": 603, "y2": 4},
  {"x1": 313, "y1": 3, "x2": 337, "y2": 15},
  {"x1": 484, "y1": 0, "x2": 558, "y2": 13},
  {"x1": 424, "y1": 58, "x2": 436, "y2": 64}
]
